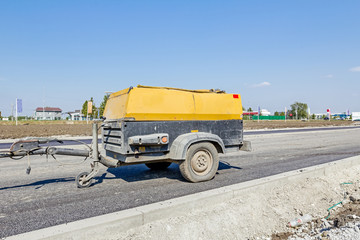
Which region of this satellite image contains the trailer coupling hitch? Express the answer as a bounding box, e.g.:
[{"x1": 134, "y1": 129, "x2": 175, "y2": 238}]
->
[
  {"x1": 0, "y1": 123, "x2": 102, "y2": 188},
  {"x1": 2, "y1": 138, "x2": 91, "y2": 159},
  {"x1": 0, "y1": 137, "x2": 99, "y2": 187}
]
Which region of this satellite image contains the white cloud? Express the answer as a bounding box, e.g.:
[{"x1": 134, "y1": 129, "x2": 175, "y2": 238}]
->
[
  {"x1": 350, "y1": 66, "x2": 360, "y2": 72},
  {"x1": 251, "y1": 81, "x2": 271, "y2": 88},
  {"x1": 323, "y1": 74, "x2": 333, "y2": 78}
]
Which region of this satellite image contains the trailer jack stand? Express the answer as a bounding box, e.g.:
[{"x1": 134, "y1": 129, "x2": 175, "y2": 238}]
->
[{"x1": 75, "y1": 161, "x2": 100, "y2": 188}]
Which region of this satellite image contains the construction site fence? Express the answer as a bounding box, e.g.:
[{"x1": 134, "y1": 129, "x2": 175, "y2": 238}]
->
[{"x1": 252, "y1": 116, "x2": 286, "y2": 120}]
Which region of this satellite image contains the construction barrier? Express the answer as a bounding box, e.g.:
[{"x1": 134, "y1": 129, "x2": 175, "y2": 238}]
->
[{"x1": 252, "y1": 116, "x2": 285, "y2": 120}]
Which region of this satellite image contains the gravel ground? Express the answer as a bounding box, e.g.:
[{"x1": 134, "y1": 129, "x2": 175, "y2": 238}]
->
[
  {"x1": 111, "y1": 157, "x2": 360, "y2": 240},
  {"x1": 273, "y1": 200, "x2": 360, "y2": 240}
]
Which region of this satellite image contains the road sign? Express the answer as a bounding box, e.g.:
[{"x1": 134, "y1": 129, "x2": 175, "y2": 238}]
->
[
  {"x1": 17, "y1": 99, "x2": 22, "y2": 113},
  {"x1": 87, "y1": 101, "x2": 93, "y2": 114}
]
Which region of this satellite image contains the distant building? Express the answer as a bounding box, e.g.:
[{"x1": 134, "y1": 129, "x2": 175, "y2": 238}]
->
[
  {"x1": 314, "y1": 113, "x2": 324, "y2": 120},
  {"x1": 243, "y1": 112, "x2": 259, "y2": 116},
  {"x1": 243, "y1": 111, "x2": 258, "y2": 120},
  {"x1": 67, "y1": 110, "x2": 86, "y2": 121},
  {"x1": 34, "y1": 107, "x2": 62, "y2": 120},
  {"x1": 332, "y1": 113, "x2": 351, "y2": 120},
  {"x1": 260, "y1": 109, "x2": 271, "y2": 116},
  {"x1": 353, "y1": 112, "x2": 360, "y2": 121},
  {"x1": 243, "y1": 109, "x2": 271, "y2": 116}
]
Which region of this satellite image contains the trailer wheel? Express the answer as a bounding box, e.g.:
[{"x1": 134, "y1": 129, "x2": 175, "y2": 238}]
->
[
  {"x1": 76, "y1": 172, "x2": 93, "y2": 188},
  {"x1": 180, "y1": 142, "x2": 219, "y2": 182},
  {"x1": 145, "y1": 162, "x2": 172, "y2": 170}
]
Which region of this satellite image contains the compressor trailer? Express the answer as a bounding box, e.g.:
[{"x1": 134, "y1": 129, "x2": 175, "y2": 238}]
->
[{"x1": 0, "y1": 86, "x2": 251, "y2": 188}]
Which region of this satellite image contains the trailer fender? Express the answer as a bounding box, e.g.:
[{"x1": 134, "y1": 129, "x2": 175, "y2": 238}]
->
[{"x1": 169, "y1": 132, "x2": 225, "y2": 160}]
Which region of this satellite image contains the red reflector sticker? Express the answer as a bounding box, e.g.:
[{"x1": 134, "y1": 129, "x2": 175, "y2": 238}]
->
[{"x1": 233, "y1": 94, "x2": 239, "y2": 99}]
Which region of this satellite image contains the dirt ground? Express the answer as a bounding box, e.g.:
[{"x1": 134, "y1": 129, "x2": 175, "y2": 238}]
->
[
  {"x1": 272, "y1": 196, "x2": 360, "y2": 240},
  {"x1": 0, "y1": 121, "x2": 92, "y2": 139},
  {"x1": 0, "y1": 120, "x2": 357, "y2": 139},
  {"x1": 113, "y1": 158, "x2": 360, "y2": 240}
]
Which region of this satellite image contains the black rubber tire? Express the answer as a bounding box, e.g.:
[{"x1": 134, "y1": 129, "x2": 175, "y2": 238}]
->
[
  {"x1": 179, "y1": 142, "x2": 219, "y2": 183},
  {"x1": 145, "y1": 162, "x2": 172, "y2": 170},
  {"x1": 75, "y1": 172, "x2": 93, "y2": 188}
]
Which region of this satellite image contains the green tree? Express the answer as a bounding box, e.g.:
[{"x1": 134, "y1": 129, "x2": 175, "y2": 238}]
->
[
  {"x1": 81, "y1": 100, "x2": 88, "y2": 116},
  {"x1": 247, "y1": 107, "x2": 253, "y2": 112},
  {"x1": 290, "y1": 102, "x2": 308, "y2": 119},
  {"x1": 311, "y1": 114, "x2": 316, "y2": 120},
  {"x1": 274, "y1": 111, "x2": 279, "y2": 116},
  {"x1": 99, "y1": 94, "x2": 109, "y2": 117}
]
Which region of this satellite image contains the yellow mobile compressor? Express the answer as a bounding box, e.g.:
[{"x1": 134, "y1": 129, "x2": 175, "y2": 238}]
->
[{"x1": 0, "y1": 86, "x2": 251, "y2": 187}]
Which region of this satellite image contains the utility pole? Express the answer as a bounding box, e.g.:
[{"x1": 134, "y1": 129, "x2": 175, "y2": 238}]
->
[
  {"x1": 15, "y1": 98, "x2": 18, "y2": 126},
  {"x1": 11, "y1": 103, "x2": 14, "y2": 122}
]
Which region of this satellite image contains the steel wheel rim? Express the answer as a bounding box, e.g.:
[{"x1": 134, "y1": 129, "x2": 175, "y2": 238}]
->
[
  {"x1": 79, "y1": 174, "x2": 88, "y2": 186},
  {"x1": 190, "y1": 149, "x2": 213, "y2": 176}
]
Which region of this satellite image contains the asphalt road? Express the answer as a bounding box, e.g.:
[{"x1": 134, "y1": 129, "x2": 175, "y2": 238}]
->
[
  {"x1": 1, "y1": 126, "x2": 359, "y2": 149},
  {"x1": 1, "y1": 127, "x2": 360, "y2": 238}
]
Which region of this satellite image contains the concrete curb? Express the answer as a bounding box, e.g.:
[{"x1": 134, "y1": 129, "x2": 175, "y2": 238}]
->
[{"x1": 6, "y1": 155, "x2": 360, "y2": 240}]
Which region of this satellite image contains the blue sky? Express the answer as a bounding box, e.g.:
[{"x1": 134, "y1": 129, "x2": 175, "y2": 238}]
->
[{"x1": 0, "y1": 0, "x2": 359, "y2": 117}]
